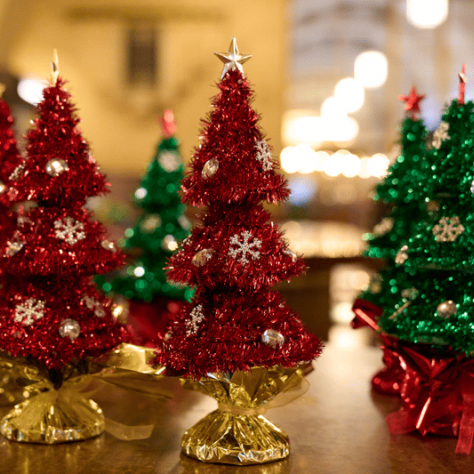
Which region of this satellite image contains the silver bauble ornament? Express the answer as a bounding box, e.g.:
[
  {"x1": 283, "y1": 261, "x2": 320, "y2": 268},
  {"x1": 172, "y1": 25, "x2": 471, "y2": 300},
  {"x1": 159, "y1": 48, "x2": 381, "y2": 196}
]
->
[
  {"x1": 59, "y1": 319, "x2": 81, "y2": 340},
  {"x1": 262, "y1": 329, "x2": 285, "y2": 349},
  {"x1": 46, "y1": 159, "x2": 69, "y2": 176},
  {"x1": 141, "y1": 214, "x2": 161, "y2": 233},
  {"x1": 192, "y1": 249, "x2": 213, "y2": 267},
  {"x1": 101, "y1": 240, "x2": 116, "y2": 252},
  {"x1": 161, "y1": 235, "x2": 178, "y2": 251},
  {"x1": 436, "y1": 300, "x2": 457, "y2": 319},
  {"x1": 201, "y1": 159, "x2": 219, "y2": 178}
]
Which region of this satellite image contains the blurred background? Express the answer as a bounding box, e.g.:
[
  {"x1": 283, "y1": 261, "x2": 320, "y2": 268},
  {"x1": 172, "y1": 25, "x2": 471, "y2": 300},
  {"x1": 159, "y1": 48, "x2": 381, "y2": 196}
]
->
[{"x1": 0, "y1": 0, "x2": 467, "y2": 348}]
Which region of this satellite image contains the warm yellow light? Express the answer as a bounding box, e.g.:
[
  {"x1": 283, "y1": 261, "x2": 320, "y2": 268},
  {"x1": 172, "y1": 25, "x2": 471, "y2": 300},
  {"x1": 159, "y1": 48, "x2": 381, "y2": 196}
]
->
[
  {"x1": 294, "y1": 143, "x2": 318, "y2": 174},
  {"x1": 323, "y1": 153, "x2": 342, "y2": 177},
  {"x1": 280, "y1": 147, "x2": 299, "y2": 173},
  {"x1": 358, "y1": 157, "x2": 371, "y2": 178},
  {"x1": 341, "y1": 153, "x2": 361, "y2": 178},
  {"x1": 321, "y1": 96, "x2": 346, "y2": 119},
  {"x1": 407, "y1": 0, "x2": 448, "y2": 29},
  {"x1": 17, "y1": 77, "x2": 46, "y2": 105},
  {"x1": 367, "y1": 153, "x2": 390, "y2": 178},
  {"x1": 282, "y1": 110, "x2": 323, "y2": 146},
  {"x1": 354, "y1": 51, "x2": 388, "y2": 89},
  {"x1": 334, "y1": 78, "x2": 364, "y2": 113},
  {"x1": 324, "y1": 117, "x2": 359, "y2": 142},
  {"x1": 315, "y1": 151, "x2": 329, "y2": 172}
]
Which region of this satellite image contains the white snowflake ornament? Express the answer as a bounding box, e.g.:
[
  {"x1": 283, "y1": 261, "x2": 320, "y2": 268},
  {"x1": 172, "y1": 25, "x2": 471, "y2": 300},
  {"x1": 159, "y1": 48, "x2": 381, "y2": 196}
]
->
[
  {"x1": 395, "y1": 245, "x2": 409, "y2": 265},
  {"x1": 9, "y1": 162, "x2": 25, "y2": 181},
  {"x1": 186, "y1": 305, "x2": 205, "y2": 336},
  {"x1": 432, "y1": 216, "x2": 464, "y2": 242},
  {"x1": 14, "y1": 298, "x2": 45, "y2": 326},
  {"x1": 228, "y1": 230, "x2": 262, "y2": 265},
  {"x1": 82, "y1": 296, "x2": 106, "y2": 318},
  {"x1": 372, "y1": 217, "x2": 394, "y2": 237},
  {"x1": 432, "y1": 121, "x2": 450, "y2": 149},
  {"x1": 255, "y1": 140, "x2": 273, "y2": 171},
  {"x1": 54, "y1": 217, "x2": 86, "y2": 245}
]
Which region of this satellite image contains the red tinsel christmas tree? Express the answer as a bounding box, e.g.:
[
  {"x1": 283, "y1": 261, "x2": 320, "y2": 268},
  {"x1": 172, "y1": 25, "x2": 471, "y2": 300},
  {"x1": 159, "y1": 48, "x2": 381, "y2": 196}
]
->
[
  {"x1": 0, "y1": 69, "x2": 129, "y2": 371},
  {"x1": 157, "y1": 38, "x2": 322, "y2": 465},
  {"x1": 159, "y1": 39, "x2": 322, "y2": 378}
]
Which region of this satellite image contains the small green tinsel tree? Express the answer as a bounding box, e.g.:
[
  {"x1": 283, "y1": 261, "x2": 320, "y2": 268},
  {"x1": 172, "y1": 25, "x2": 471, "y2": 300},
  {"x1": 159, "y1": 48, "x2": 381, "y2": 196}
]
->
[
  {"x1": 379, "y1": 78, "x2": 474, "y2": 353},
  {"x1": 99, "y1": 111, "x2": 192, "y2": 303},
  {"x1": 359, "y1": 86, "x2": 429, "y2": 310}
]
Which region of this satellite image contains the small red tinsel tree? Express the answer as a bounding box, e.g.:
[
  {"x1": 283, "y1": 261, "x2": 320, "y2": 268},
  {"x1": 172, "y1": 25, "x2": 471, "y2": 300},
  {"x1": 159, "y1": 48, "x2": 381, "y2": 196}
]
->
[
  {"x1": 159, "y1": 42, "x2": 322, "y2": 378},
  {"x1": 0, "y1": 94, "x2": 22, "y2": 258},
  {"x1": 0, "y1": 73, "x2": 129, "y2": 372}
]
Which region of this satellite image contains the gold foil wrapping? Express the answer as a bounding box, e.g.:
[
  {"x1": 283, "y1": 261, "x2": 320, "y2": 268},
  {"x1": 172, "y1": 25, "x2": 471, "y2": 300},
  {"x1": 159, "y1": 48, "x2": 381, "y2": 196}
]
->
[
  {"x1": 1, "y1": 381, "x2": 105, "y2": 443},
  {"x1": 0, "y1": 344, "x2": 166, "y2": 444},
  {"x1": 181, "y1": 366, "x2": 308, "y2": 465},
  {"x1": 0, "y1": 362, "x2": 28, "y2": 406}
]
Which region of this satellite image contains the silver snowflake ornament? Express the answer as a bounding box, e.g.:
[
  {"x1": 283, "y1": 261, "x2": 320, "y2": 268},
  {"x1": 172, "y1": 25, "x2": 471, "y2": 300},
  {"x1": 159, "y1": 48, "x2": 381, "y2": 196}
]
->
[
  {"x1": 395, "y1": 245, "x2": 409, "y2": 265},
  {"x1": 432, "y1": 121, "x2": 450, "y2": 149},
  {"x1": 432, "y1": 216, "x2": 464, "y2": 242},
  {"x1": 9, "y1": 162, "x2": 26, "y2": 181},
  {"x1": 372, "y1": 217, "x2": 394, "y2": 237},
  {"x1": 54, "y1": 217, "x2": 86, "y2": 245},
  {"x1": 14, "y1": 298, "x2": 45, "y2": 326},
  {"x1": 228, "y1": 230, "x2": 262, "y2": 266},
  {"x1": 186, "y1": 305, "x2": 205, "y2": 336},
  {"x1": 255, "y1": 140, "x2": 273, "y2": 171},
  {"x1": 82, "y1": 296, "x2": 106, "y2": 318}
]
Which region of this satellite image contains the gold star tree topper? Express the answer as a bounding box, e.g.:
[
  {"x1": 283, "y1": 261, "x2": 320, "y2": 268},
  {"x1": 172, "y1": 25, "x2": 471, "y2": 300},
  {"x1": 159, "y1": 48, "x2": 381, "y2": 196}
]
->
[{"x1": 214, "y1": 38, "x2": 252, "y2": 79}]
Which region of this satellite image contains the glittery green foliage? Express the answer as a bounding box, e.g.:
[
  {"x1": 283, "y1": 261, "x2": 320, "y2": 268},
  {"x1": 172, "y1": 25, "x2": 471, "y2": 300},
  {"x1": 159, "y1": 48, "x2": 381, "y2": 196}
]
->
[
  {"x1": 98, "y1": 136, "x2": 193, "y2": 302},
  {"x1": 404, "y1": 201, "x2": 474, "y2": 270},
  {"x1": 380, "y1": 272, "x2": 474, "y2": 353},
  {"x1": 375, "y1": 117, "x2": 429, "y2": 204},
  {"x1": 359, "y1": 265, "x2": 416, "y2": 311},
  {"x1": 377, "y1": 99, "x2": 474, "y2": 353},
  {"x1": 364, "y1": 202, "x2": 427, "y2": 261},
  {"x1": 358, "y1": 115, "x2": 429, "y2": 312},
  {"x1": 425, "y1": 100, "x2": 474, "y2": 203}
]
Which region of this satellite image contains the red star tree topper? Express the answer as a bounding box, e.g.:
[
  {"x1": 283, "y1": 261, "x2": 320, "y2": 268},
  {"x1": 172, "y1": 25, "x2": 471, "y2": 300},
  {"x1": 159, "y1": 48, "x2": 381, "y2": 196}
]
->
[
  {"x1": 0, "y1": 69, "x2": 129, "y2": 370},
  {"x1": 159, "y1": 42, "x2": 322, "y2": 377},
  {"x1": 398, "y1": 85, "x2": 425, "y2": 119}
]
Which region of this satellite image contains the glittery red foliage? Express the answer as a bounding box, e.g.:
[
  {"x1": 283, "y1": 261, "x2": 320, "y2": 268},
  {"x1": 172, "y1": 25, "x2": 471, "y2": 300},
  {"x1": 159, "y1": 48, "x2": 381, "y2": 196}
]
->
[
  {"x1": 0, "y1": 277, "x2": 129, "y2": 369},
  {"x1": 158, "y1": 67, "x2": 322, "y2": 377},
  {"x1": 167, "y1": 204, "x2": 306, "y2": 291},
  {"x1": 0, "y1": 97, "x2": 22, "y2": 280},
  {"x1": 181, "y1": 70, "x2": 289, "y2": 207},
  {"x1": 4, "y1": 206, "x2": 123, "y2": 277},
  {"x1": 163, "y1": 291, "x2": 322, "y2": 378},
  {"x1": 0, "y1": 77, "x2": 129, "y2": 371},
  {"x1": 9, "y1": 78, "x2": 108, "y2": 206}
]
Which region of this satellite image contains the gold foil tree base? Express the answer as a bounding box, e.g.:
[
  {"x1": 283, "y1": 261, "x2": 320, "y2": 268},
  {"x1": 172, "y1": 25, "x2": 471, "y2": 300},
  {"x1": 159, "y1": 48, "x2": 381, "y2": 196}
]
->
[
  {"x1": 1, "y1": 387, "x2": 104, "y2": 444},
  {"x1": 0, "y1": 364, "x2": 26, "y2": 406},
  {"x1": 181, "y1": 366, "x2": 308, "y2": 465}
]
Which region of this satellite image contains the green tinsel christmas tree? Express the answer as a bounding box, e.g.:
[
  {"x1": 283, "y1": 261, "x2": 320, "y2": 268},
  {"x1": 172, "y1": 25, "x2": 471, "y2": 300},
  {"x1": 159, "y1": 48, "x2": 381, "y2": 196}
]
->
[
  {"x1": 379, "y1": 70, "x2": 474, "y2": 353},
  {"x1": 359, "y1": 86, "x2": 429, "y2": 311},
  {"x1": 98, "y1": 110, "x2": 192, "y2": 344}
]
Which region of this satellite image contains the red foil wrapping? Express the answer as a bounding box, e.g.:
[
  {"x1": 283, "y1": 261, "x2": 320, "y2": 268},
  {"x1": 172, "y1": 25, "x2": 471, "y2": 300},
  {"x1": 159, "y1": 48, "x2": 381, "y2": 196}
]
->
[
  {"x1": 352, "y1": 298, "x2": 403, "y2": 395},
  {"x1": 386, "y1": 345, "x2": 474, "y2": 455}
]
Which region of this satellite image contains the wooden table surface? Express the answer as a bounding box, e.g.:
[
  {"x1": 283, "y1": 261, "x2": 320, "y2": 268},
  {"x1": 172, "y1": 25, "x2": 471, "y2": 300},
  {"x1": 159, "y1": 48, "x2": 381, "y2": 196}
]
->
[{"x1": 2, "y1": 345, "x2": 474, "y2": 474}]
